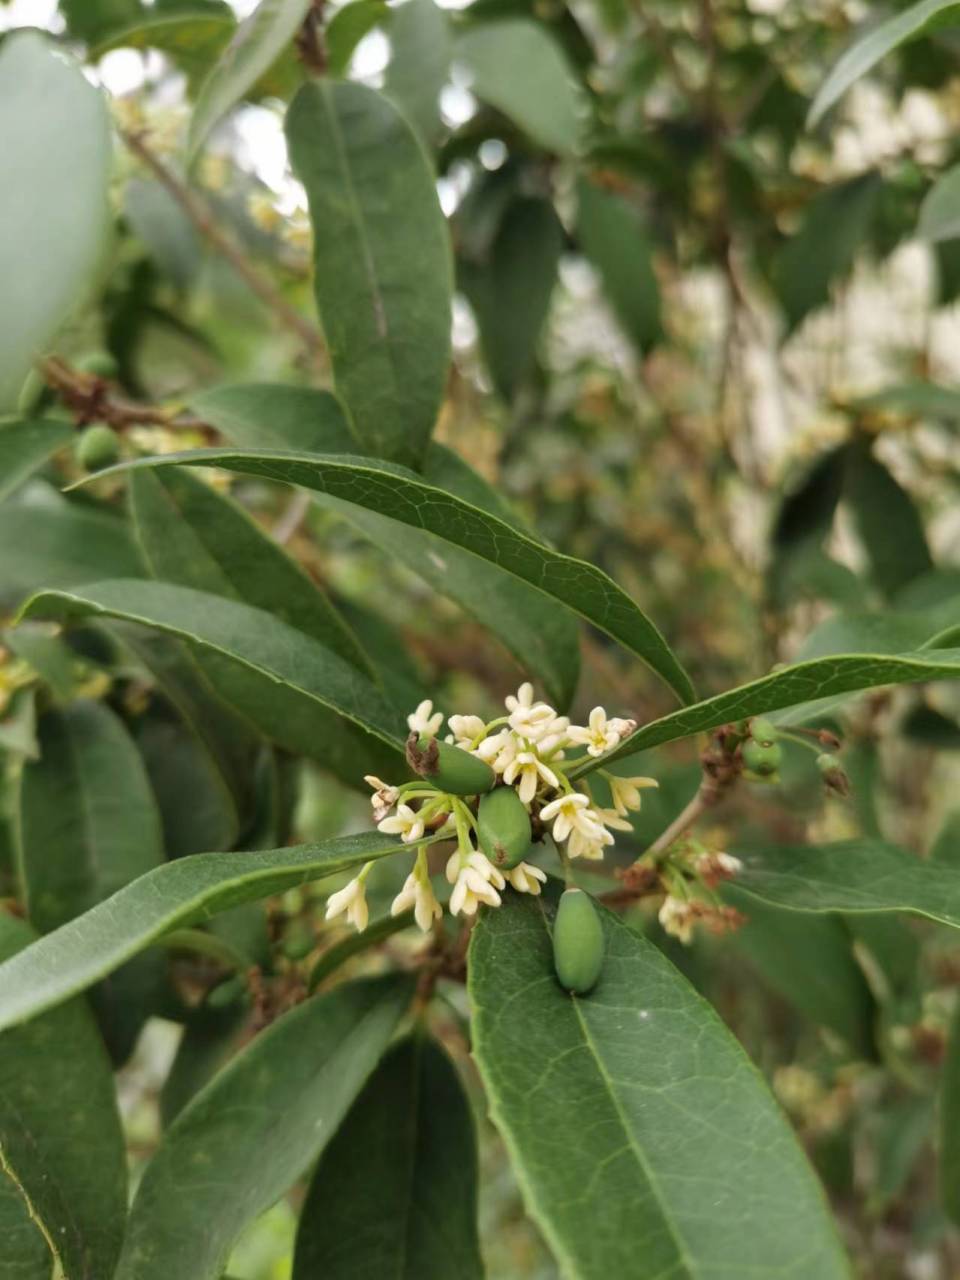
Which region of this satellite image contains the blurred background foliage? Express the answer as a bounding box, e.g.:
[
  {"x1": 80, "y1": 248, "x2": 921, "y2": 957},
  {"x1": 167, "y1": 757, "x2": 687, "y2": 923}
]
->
[{"x1": 5, "y1": 0, "x2": 960, "y2": 1274}]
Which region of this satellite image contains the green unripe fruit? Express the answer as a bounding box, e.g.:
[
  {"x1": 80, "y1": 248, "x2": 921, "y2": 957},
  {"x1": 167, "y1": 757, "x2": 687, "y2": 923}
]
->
[
  {"x1": 75, "y1": 350, "x2": 119, "y2": 379},
  {"x1": 749, "y1": 717, "x2": 778, "y2": 747},
  {"x1": 816, "y1": 752, "x2": 841, "y2": 774},
  {"x1": 406, "y1": 732, "x2": 495, "y2": 796},
  {"x1": 553, "y1": 888, "x2": 605, "y2": 995},
  {"x1": 206, "y1": 974, "x2": 247, "y2": 1010},
  {"x1": 742, "y1": 738, "x2": 782, "y2": 777},
  {"x1": 478, "y1": 786, "x2": 532, "y2": 869},
  {"x1": 76, "y1": 424, "x2": 119, "y2": 472}
]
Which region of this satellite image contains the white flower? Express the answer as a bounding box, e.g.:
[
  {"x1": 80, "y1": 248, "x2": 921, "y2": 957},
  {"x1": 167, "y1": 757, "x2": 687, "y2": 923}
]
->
[
  {"x1": 608, "y1": 774, "x2": 658, "y2": 816},
  {"x1": 505, "y1": 682, "x2": 558, "y2": 742},
  {"x1": 567, "y1": 706, "x2": 624, "y2": 757},
  {"x1": 503, "y1": 751, "x2": 560, "y2": 804},
  {"x1": 447, "y1": 714, "x2": 486, "y2": 749},
  {"x1": 325, "y1": 876, "x2": 369, "y2": 932},
  {"x1": 596, "y1": 806, "x2": 634, "y2": 832},
  {"x1": 446, "y1": 849, "x2": 505, "y2": 916},
  {"x1": 407, "y1": 699, "x2": 443, "y2": 737},
  {"x1": 364, "y1": 774, "x2": 399, "y2": 821},
  {"x1": 658, "y1": 895, "x2": 695, "y2": 944},
  {"x1": 539, "y1": 792, "x2": 604, "y2": 843},
  {"x1": 567, "y1": 824, "x2": 615, "y2": 860},
  {"x1": 377, "y1": 802, "x2": 425, "y2": 844},
  {"x1": 476, "y1": 728, "x2": 518, "y2": 774},
  {"x1": 608, "y1": 717, "x2": 637, "y2": 739},
  {"x1": 391, "y1": 865, "x2": 442, "y2": 933},
  {"x1": 505, "y1": 861, "x2": 547, "y2": 895}
]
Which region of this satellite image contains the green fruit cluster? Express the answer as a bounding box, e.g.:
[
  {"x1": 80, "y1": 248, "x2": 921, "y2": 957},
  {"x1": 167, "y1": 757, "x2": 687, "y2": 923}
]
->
[{"x1": 741, "y1": 716, "x2": 781, "y2": 778}]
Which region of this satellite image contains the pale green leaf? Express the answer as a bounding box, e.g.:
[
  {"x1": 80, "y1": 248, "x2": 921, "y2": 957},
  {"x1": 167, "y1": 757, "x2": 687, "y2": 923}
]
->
[
  {"x1": 457, "y1": 19, "x2": 583, "y2": 154},
  {"x1": 115, "y1": 974, "x2": 414, "y2": 1280},
  {"x1": 188, "y1": 0, "x2": 312, "y2": 160},
  {"x1": 576, "y1": 178, "x2": 661, "y2": 352},
  {"x1": 919, "y1": 162, "x2": 960, "y2": 243},
  {"x1": 326, "y1": 0, "x2": 388, "y2": 76},
  {"x1": 0, "y1": 831, "x2": 419, "y2": 1032},
  {"x1": 0, "y1": 420, "x2": 72, "y2": 503},
  {"x1": 293, "y1": 1034, "x2": 482, "y2": 1279},
  {"x1": 286, "y1": 80, "x2": 452, "y2": 467},
  {"x1": 384, "y1": 0, "x2": 452, "y2": 143},
  {"x1": 469, "y1": 891, "x2": 849, "y2": 1278},
  {"x1": 843, "y1": 442, "x2": 932, "y2": 598},
  {"x1": 86, "y1": 446, "x2": 693, "y2": 703},
  {"x1": 809, "y1": 0, "x2": 960, "y2": 127},
  {"x1": 0, "y1": 912, "x2": 127, "y2": 1280},
  {"x1": 0, "y1": 34, "x2": 111, "y2": 410}
]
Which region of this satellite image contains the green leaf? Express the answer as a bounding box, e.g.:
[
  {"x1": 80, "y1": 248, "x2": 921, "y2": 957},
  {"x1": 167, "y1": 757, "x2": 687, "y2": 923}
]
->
[
  {"x1": 129, "y1": 465, "x2": 371, "y2": 674},
  {"x1": 809, "y1": 0, "x2": 960, "y2": 127},
  {"x1": 458, "y1": 195, "x2": 563, "y2": 402},
  {"x1": 774, "y1": 174, "x2": 881, "y2": 333},
  {"x1": 307, "y1": 909, "x2": 413, "y2": 991},
  {"x1": 88, "y1": 446, "x2": 693, "y2": 704},
  {"x1": 115, "y1": 973, "x2": 413, "y2": 1280},
  {"x1": 735, "y1": 839, "x2": 960, "y2": 928},
  {"x1": 190, "y1": 382, "x2": 581, "y2": 707},
  {"x1": 571, "y1": 645, "x2": 960, "y2": 776},
  {"x1": 326, "y1": 0, "x2": 388, "y2": 76},
  {"x1": 941, "y1": 995, "x2": 960, "y2": 1224},
  {"x1": 457, "y1": 19, "x2": 582, "y2": 154},
  {"x1": 286, "y1": 80, "x2": 452, "y2": 468},
  {"x1": 0, "y1": 33, "x2": 112, "y2": 410},
  {"x1": 187, "y1": 0, "x2": 312, "y2": 160},
  {"x1": 93, "y1": 11, "x2": 237, "y2": 91},
  {"x1": 293, "y1": 1033, "x2": 482, "y2": 1279},
  {"x1": 576, "y1": 178, "x2": 661, "y2": 352},
  {"x1": 0, "y1": 911, "x2": 127, "y2": 1280},
  {"x1": 384, "y1": 0, "x2": 452, "y2": 143},
  {"x1": 0, "y1": 487, "x2": 142, "y2": 608},
  {"x1": 0, "y1": 1168, "x2": 49, "y2": 1280},
  {"x1": 0, "y1": 420, "x2": 72, "y2": 503},
  {"x1": 469, "y1": 891, "x2": 848, "y2": 1279},
  {"x1": 920, "y1": 163, "x2": 960, "y2": 243},
  {"x1": 931, "y1": 809, "x2": 960, "y2": 866},
  {"x1": 0, "y1": 831, "x2": 418, "y2": 1032},
  {"x1": 19, "y1": 580, "x2": 406, "y2": 776},
  {"x1": 160, "y1": 1003, "x2": 249, "y2": 1128},
  {"x1": 17, "y1": 700, "x2": 164, "y2": 933},
  {"x1": 843, "y1": 442, "x2": 932, "y2": 598}
]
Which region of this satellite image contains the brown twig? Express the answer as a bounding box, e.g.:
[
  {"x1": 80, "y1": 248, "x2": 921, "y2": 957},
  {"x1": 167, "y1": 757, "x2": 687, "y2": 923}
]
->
[
  {"x1": 295, "y1": 0, "x2": 327, "y2": 73},
  {"x1": 40, "y1": 355, "x2": 217, "y2": 438},
  {"x1": 119, "y1": 128, "x2": 325, "y2": 364}
]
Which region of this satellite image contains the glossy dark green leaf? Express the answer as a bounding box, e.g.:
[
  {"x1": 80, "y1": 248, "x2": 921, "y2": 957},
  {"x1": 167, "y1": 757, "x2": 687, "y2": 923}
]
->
[
  {"x1": 735, "y1": 839, "x2": 960, "y2": 927},
  {"x1": 293, "y1": 1033, "x2": 482, "y2": 1279},
  {"x1": 457, "y1": 19, "x2": 582, "y2": 154},
  {"x1": 326, "y1": 0, "x2": 389, "y2": 76},
  {"x1": 115, "y1": 973, "x2": 414, "y2": 1280},
  {"x1": 843, "y1": 442, "x2": 932, "y2": 598},
  {"x1": 0, "y1": 912, "x2": 127, "y2": 1280},
  {"x1": 20, "y1": 580, "x2": 406, "y2": 776},
  {"x1": 0, "y1": 1170, "x2": 49, "y2": 1280},
  {"x1": 0, "y1": 33, "x2": 112, "y2": 410},
  {"x1": 187, "y1": 0, "x2": 312, "y2": 160},
  {"x1": 809, "y1": 0, "x2": 960, "y2": 126},
  {"x1": 470, "y1": 891, "x2": 848, "y2": 1278},
  {"x1": 286, "y1": 80, "x2": 452, "y2": 468},
  {"x1": 190, "y1": 382, "x2": 581, "y2": 707},
  {"x1": 89, "y1": 446, "x2": 693, "y2": 704},
  {"x1": 576, "y1": 178, "x2": 661, "y2": 352},
  {"x1": 384, "y1": 0, "x2": 452, "y2": 143},
  {"x1": 0, "y1": 831, "x2": 419, "y2": 1031},
  {"x1": 571, "y1": 645, "x2": 960, "y2": 776},
  {"x1": 774, "y1": 173, "x2": 881, "y2": 334},
  {"x1": 160, "y1": 1003, "x2": 249, "y2": 1127},
  {"x1": 0, "y1": 420, "x2": 71, "y2": 502},
  {"x1": 129, "y1": 464, "x2": 371, "y2": 673},
  {"x1": 459, "y1": 195, "x2": 563, "y2": 402},
  {"x1": 136, "y1": 712, "x2": 240, "y2": 856}
]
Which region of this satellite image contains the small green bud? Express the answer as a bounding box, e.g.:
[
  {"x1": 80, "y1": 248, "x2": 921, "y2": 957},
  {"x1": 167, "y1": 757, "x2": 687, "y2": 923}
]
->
[
  {"x1": 478, "y1": 785, "x2": 532, "y2": 869},
  {"x1": 816, "y1": 753, "x2": 850, "y2": 796},
  {"x1": 206, "y1": 974, "x2": 247, "y2": 1010},
  {"x1": 741, "y1": 738, "x2": 782, "y2": 778},
  {"x1": 749, "y1": 717, "x2": 778, "y2": 748},
  {"x1": 76, "y1": 424, "x2": 119, "y2": 472},
  {"x1": 75, "y1": 350, "x2": 119, "y2": 379},
  {"x1": 553, "y1": 888, "x2": 605, "y2": 995},
  {"x1": 406, "y1": 732, "x2": 495, "y2": 796}
]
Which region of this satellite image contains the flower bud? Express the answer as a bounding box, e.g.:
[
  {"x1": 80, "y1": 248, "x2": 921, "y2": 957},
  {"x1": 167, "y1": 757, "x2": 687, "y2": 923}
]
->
[
  {"x1": 406, "y1": 732, "x2": 495, "y2": 795},
  {"x1": 552, "y1": 888, "x2": 605, "y2": 994},
  {"x1": 478, "y1": 785, "x2": 532, "y2": 869},
  {"x1": 816, "y1": 753, "x2": 850, "y2": 796},
  {"x1": 741, "y1": 738, "x2": 782, "y2": 778},
  {"x1": 748, "y1": 717, "x2": 778, "y2": 748},
  {"x1": 76, "y1": 423, "x2": 119, "y2": 472}
]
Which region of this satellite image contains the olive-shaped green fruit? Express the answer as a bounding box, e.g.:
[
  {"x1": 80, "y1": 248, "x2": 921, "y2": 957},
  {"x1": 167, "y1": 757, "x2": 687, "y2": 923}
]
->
[
  {"x1": 406, "y1": 732, "x2": 495, "y2": 795},
  {"x1": 742, "y1": 738, "x2": 782, "y2": 777},
  {"x1": 76, "y1": 350, "x2": 119, "y2": 379},
  {"x1": 749, "y1": 717, "x2": 778, "y2": 747},
  {"x1": 553, "y1": 888, "x2": 605, "y2": 995},
  {"x1": 76, "y1": 424, "x2": 119, "y2": 472},
  {"x1": 478, "y1": 786, "x2": 532, "y2": 869}
]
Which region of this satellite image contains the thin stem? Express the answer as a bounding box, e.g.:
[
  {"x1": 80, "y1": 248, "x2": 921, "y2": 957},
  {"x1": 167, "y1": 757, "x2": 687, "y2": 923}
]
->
[
  {"x1": 645, "y1": 788, "x2": 710, "y2": 859},
  {"x1": 40, "y1": 355, "x2": 215, "y2": 436}
]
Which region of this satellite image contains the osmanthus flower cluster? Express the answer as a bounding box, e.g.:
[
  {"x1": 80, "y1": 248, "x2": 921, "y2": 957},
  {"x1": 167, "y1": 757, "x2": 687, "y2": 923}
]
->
[{"x1": 325, "y1": 683, "x2": 658, "y2": 934}]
